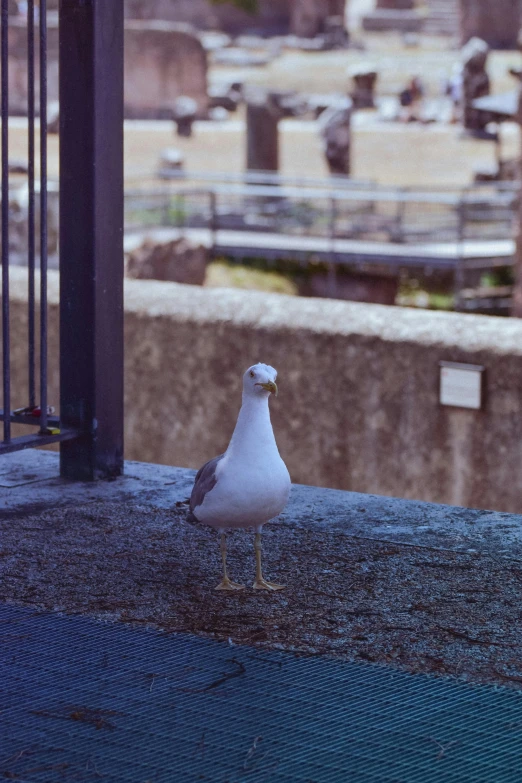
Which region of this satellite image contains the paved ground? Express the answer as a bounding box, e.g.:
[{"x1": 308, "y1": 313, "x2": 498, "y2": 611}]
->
[{"x1": 8, "y1": 114, "x2": 518, "y2": 190}]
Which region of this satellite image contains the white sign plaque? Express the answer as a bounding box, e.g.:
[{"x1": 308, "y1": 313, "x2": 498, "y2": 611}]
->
[{"x1": 439, "y1": 361, "x2": 484, "y2": 410}]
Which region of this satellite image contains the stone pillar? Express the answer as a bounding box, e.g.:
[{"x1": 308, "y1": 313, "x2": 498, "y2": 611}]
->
[
  {"x1": 461, "y1": 37, "x2": 490, "y2": 133},
  {"x1": 459, "y1": 0, "x2": 522, "y2": 49},
  {"x1": 172, "y1": 96, "x2": 198, "y2": 138},
  {"x1": 290, "y1": 0, "x2": 347, "y2": 38},
  {"x1": 349, "y1": 65, "x2": 378, "y2": 109},
  {"x1": 246, "y1": 92, "x2": 280, "y2": 173}
]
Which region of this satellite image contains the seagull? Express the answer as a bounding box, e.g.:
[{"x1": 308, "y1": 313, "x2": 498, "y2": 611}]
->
[{"x1": 189, "y1": 363, "x2": 291, "y2": 591}]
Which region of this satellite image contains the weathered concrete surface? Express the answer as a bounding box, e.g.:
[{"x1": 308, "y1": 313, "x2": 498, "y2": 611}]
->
[
  {"x1": 7, "y1": 18, "x2": 208, "y2": 119},
  {"x1": 5, "y1": 268, "x2": 522, "y2": 513},
  {"x1": 1, "y1": 450, "x2": 522, "y2": 690}
]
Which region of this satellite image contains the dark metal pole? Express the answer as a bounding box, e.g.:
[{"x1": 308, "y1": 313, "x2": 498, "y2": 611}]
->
[
  {"x1": 59, "y1": 0, "x2": 124, "y2": 480},
  {"x1": 512, "y1": 86, "x2": 522, "y2": 317},
  {"x1": 1, "y1": 0, "x2": 10, "y2": 443},
  {"x1": 27, "y1": 0, "x2": 35, "y2": 408},
  {"x1": 39, "y1": 0, "x2": 48, "y2": 433}
]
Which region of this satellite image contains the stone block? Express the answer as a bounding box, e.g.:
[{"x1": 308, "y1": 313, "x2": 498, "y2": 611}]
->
[
  {"x1": 124, "y1": 21, "x2": 208, "y2": 119},
  {"x1": 377, "y1": 0, "x2": 415, "y2": 8},
  {"x1": 362, "y1": 9, "x2": 424, "y2": 32},
  {"x1": 126, "y1": 237, "x2": 208, "y2": 286},
  {"x1": 290, "y1": 0, "x2": 347, "y2": 38},
  {"x1": 7, "y1": 17, "x2": 209, "y2": 120},
  {"x1": 459, "y1": 0, "x2": 522, "y2": 49},
  {"x1": 348, "y1": 64, "x2": 378, "y2": 109}
]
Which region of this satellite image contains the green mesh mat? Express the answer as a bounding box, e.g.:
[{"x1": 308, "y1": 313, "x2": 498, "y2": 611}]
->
[{"x1": 1, "y1": 603, "x2": 522, "y2": 782}]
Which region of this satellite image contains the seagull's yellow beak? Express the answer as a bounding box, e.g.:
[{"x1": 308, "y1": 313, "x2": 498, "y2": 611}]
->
[{"x1": 257, "y1": 381, "x2": 278, "y2": 396}]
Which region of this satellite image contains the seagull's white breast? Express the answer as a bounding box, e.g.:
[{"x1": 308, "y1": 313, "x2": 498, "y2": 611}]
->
[
  {"x1": 193, "y1": 396, "x2": 291, "y2": 530},
  {"x1": 196, "y1": 456, "x2": 290, "y2": 529}
]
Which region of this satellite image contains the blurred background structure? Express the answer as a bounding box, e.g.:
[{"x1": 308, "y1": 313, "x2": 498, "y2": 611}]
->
[{"x1": 3, "y1": 0, "x2": 522, "y2": 510}]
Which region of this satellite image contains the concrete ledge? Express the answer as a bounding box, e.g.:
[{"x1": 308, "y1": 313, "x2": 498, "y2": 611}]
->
[
  {"x1": 1, "y1": 450, "x2": 522, "y2": 690},
  {"x1": 5, "y1": 267, "x2": 522, "y2": 511}
]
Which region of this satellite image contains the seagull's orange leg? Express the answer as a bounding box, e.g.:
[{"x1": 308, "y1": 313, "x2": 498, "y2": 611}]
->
[
  {"x1": 215, "y1": 532, "x2": 245, "y2": 591},
  {"x1": 252, "y1": 532, "x2": 284, "y2": 591}
]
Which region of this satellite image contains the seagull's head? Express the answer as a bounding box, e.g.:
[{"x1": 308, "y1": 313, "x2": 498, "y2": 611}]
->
[{"x1": 243, "y1": 363, "x2": 278, "y2": 398}]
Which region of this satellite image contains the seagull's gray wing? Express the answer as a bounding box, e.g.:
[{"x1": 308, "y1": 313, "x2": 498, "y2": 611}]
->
[{"x1": 188, "y1": 453, "x2": 225, "y2": 520}]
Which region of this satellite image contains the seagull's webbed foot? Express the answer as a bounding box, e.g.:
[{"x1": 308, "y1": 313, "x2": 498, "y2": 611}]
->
[
  {"x1": 215, "y1": 576, "x2": 245, "y2": 591},
  {"x1": 252, "y1": 577, "x2": 285, "y2": 591}
]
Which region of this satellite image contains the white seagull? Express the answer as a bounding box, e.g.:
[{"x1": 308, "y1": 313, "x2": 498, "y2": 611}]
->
[{"x1": 189, "y1": 363, "x2": 291, "y2": 591}]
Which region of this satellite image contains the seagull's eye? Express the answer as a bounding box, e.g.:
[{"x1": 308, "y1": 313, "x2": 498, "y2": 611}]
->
[{"x1": 249, "y1": 371, "x2": 255, "y2": 378}]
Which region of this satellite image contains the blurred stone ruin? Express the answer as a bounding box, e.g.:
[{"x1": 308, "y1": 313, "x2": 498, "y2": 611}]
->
[
  {"x1": 348, "y1": 64, "x2": 378, "y2": 109},
  {"x1": 124, "y1": 0, "x2": 349, "y2": 48},
  {"x1": 6, "y1": 15, "x2": 208, "y2": 120},
  {"x1": 459, "y1": 0, "x2": 522, "y2": 49},
  {"x1": 126, "y1": 237, "x2": 209, "y2": 286},
  {"x1": 461, "y1": 37, "x2": 491, "y2": 133},
  {"x1": 318, "y1": 98, "x2": 352, "y2": 176}
]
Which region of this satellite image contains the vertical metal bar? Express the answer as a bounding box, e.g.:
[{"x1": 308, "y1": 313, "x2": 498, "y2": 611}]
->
[
  {"x1": 59, "y1": 0, "x2": 124, "y2": 480},
  {"x1": 27, "y1": 0, "x2": 35, "y2": 408},
  {"x1": 1, "y1": 0, "x2": 10, "y2": 442},
  {"x1": 39, "y1": 0, "x2": 47, "y2": 432}
]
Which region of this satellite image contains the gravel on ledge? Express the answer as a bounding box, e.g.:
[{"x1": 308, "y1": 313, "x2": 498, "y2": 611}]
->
[{"x1": 2, "y1": 497, "x2": 522, "y2": 692}]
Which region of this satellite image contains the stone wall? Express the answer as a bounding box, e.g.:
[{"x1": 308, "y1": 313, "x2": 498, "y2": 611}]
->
[
  {"x1": 459, "y1": 0, "x2": 522, "y2": 49},
  {"x1": 124, "y1": 21, "x2": 208, "y2": 119},
  {"x1": 290, "y1": 0, "x2": 347, "y2": 37},
  {"x1": 5, "y1": 268, "x2": 522, "y2": 513},
  {"x1": 124, "y1": 0, "x2": 347, "y2": 36},
  {"x1": 7, "y1": 18, "x2": 208, "y2": 119},
  {"x1": 125, "y1": 0, "x2": 290, "y2": 33}
]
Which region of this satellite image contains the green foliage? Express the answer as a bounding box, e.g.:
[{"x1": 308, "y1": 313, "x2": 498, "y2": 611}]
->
[{"x1": 209, "y1": 0, "x2": 258, "y2": 14}]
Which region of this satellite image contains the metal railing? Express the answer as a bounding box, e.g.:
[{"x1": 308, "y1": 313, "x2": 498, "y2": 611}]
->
[
  {"x1": 125, "y1": 180, "x2": 518, "y2": 252},
  {"x1": 125, "y1": 177, "x2": 518, "y2": 313},
  {"x1": 0, "y1": 0, "x2": 54, "y2": 451},
  {"x1": 0, "y1": 0, "x2": 124, "y2": 479}
]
